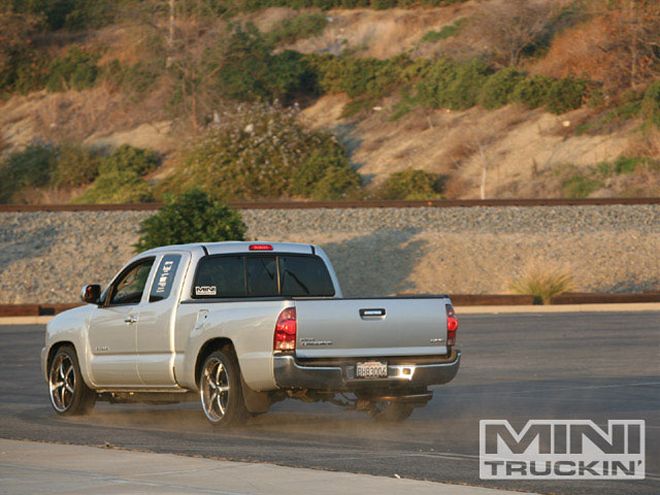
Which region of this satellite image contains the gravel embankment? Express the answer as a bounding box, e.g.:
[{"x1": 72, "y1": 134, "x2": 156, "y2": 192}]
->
[{"x1": 0, "y1": 205, "x2": 658, "y2": 303}]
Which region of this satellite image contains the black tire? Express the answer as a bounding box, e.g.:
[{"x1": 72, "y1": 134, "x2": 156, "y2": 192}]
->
[
  {"x1": 48, "y1": 345, "x2": 96, "y2": 416},
  {"x1": 199, "y1": 347, "x2": 249, "y2": 427},
  {"x1": 369, "y1": 401, "x2": 415, "y2": 422}
]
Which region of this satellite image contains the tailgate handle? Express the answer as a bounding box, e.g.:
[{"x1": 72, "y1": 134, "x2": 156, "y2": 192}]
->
[{"x1": 360, "y1": 308, "x2": 386, "y2": 319}]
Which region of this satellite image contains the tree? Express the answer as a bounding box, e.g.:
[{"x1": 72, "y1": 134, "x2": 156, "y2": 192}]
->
[
  {"x1": 470, "y1": 0, "x2": 557, "y2": 67},
  {"x1": 134, "y1": 189, "x2": 247, "y2": 252}
]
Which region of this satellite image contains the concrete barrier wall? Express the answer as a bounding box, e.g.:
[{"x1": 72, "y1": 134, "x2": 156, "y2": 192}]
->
[{"x1": 1, "y1": 205, "x2": 658, "y2": 303}]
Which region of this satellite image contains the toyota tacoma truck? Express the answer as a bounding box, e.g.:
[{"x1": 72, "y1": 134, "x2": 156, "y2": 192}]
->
[{"x1": 42, "y1": 241, "x2": 460, "y2": 426}]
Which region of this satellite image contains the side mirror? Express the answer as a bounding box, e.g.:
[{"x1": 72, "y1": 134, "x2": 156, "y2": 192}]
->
[{"x1": 81, "y1": 284, "x2": 101, "y2": 304}]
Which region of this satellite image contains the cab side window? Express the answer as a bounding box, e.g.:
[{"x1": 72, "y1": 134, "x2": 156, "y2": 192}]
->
[{"x1": 109, "y1": 259, "x2": 155, "y2": 306}]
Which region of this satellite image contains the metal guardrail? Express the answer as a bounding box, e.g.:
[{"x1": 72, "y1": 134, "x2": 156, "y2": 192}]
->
[{"x1": 0, "y1": 197, "x2": 659, "y2": 212}]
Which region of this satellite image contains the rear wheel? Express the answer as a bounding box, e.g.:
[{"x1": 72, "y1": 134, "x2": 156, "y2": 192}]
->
[
  {"x1": 199, "y1": 348, "x2": 249, "y2": 427},
  {"x1": 48, "y1": 345, "x2": 95, "y2": 415},
  {"x1": 368, "y1": 401, "x2": 415, "y2": 422}
]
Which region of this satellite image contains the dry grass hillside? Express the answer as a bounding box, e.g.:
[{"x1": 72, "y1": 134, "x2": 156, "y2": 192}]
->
[{"x1": 0, "y1": 0, "x2": 657, "y2": 202}]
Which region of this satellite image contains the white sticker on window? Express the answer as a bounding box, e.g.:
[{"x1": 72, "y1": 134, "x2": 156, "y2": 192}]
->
[{"x1": 195, "y1": 286, "x2": 217, "y2": 296}]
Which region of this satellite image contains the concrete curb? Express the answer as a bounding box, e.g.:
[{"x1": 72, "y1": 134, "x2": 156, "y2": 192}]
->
[
  {"x1": 0, "y1": 438, "x2": 535, "y2": 495},
  {"x1": 0, "y1": 303, "x2": 658, "y2": 325},
  {"x1": 454, "y1": 302, "x2": 660, "y2": 314}
]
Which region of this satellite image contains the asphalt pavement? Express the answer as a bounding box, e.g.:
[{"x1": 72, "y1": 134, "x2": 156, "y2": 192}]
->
[{"x1": 0, "y1": 312, "x2": 658, "y2": 495}]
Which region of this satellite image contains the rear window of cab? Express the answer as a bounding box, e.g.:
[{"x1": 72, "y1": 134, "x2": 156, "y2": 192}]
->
[{"x1": 192, "y1": 254, "x2": 335, "y2": 299}]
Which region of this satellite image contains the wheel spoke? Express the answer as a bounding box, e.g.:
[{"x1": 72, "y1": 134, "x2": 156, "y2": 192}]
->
[
  {"x1": 217, "y1": 386, "x2": 229, "y2": 393},
  {"x1": 216, "y1": 393, "x2": 225, "y2": 416},
  {"x1": 51, "y1": 381, "x2": 64, "y2": 391}
]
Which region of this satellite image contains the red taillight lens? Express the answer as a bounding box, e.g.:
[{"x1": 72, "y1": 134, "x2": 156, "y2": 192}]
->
[
  {"x1": 446, "y1": 304, "x2": 458, "y2": 347},
  {"x1": 274, "y1": 307, "x2": 297, "y2": 351},
  {"x1": 250, "y1": 244, "x2": 273, "y2": 251}
]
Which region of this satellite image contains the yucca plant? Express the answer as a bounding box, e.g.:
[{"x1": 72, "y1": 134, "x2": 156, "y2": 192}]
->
[{"x1": 509, "y1": 261, "x2": 575, "y2": 305}]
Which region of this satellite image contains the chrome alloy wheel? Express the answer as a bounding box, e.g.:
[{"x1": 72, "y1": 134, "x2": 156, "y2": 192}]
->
[
  {"x1": 200, "y1": 357, "x2": 230, "y2": 422},
  {"x1": 49, "y1": 353, "x2": 76, "y2": 413}
]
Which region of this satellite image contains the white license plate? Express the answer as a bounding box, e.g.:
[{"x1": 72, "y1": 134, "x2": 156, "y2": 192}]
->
[{"x1": 355, "y1": 361, "x2": 388, "y2": 379}]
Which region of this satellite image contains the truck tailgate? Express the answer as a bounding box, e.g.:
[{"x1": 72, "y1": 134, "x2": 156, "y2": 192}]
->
[{"x1": 294, "y1": 297, "x2": 450, "y2": 358}]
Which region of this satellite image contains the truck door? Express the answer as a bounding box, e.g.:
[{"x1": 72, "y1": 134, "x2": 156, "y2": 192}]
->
[
  {"x1": 135, "y1": 252, "x2": 190, "y2": 386},
  {"x1": 88, "y1": 257, "x2": 155, "y2": 387}
]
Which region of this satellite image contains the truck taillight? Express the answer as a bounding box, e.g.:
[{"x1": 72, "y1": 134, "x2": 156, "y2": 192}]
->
[
  {"x1": 274, "y1": 307, "x2": 297, "y2": 351},
  {"x1": 446, "y1": 304, "x2": 458, "y2": 347}
]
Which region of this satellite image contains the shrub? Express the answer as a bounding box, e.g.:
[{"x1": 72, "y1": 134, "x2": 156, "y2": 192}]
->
[
  {"x1": 416, "y1": 58, "x2": 457, "y2": 108},
  {"x1": 267, "y1": 12, "x2": 328, "y2": 45},
  {"x1": 444, "y1": 59, "x2": 492, "y2": 109},
  {"x1": 511, "y1": 75, "x2": 553, "y2": 109},
  {"x1": 100, "y1": 144, "x2": 159, "y2": 177},
  {"x1": 509, "y1": 261, "x2": 574, "y2": 305},
  {"x1": 46, "y1": 47, "x2": 99, "y2": 92},
  {"x1": 0, "y1": 143, "x2": 56, "y2": 202},
  {"x1": 103, "y1": 60, "x2": 161, "y2": 96},
  {"x1": 214, "y1": 24, "x2": 316, "y2": 104},
  {"x1": 640, "y1": 81, "x2": 660, "y2": 129},
  {"x1": 416, "y1": 58, "x2": 491, "y2": 110},
  {"x1": 167, "y1": 103, "x2": 360, "y2": 200},
  {"x1": 376, "y1": 169, "x2": 444, "y2": 200},
  {"x1": 308, "y1": 54, "x2": 408, "y2": 100},
  {"x1": 478, "y1": 67, "x2": 526, "y2": 109},
  {"x1": 74, "y1": 168, "x2": 154, "y2": 204},
  {"x1": 52, "y1": 143, "x2": 100, "y2": 187},
  {"x1": 420, "y1": 19, "x2": 465, "y2": 43},
  {"x1": 134, "y1": 189, "x2": 246, "y2": 252},
  {"x1": 561, "y1": 174, "x2": 602, "y2": 198},
  {"x1": 545, "y1": 77, "x2": 586, "y2": 114},
  {"x1": 74, "y1": 145, "x2": 159, "y2": 204}
]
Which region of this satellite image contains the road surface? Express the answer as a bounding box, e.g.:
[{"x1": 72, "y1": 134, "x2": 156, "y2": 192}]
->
[{"x1": 0, "y1": 312, "x2": 658, "y2": 495}]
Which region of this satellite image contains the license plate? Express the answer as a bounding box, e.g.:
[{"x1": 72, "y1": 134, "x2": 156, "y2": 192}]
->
[{"x1": 355, "y1": 361, "x2": 388, "y2": 379}]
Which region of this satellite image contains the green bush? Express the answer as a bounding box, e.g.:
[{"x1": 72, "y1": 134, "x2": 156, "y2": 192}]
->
[
  {"x1": 308, "y1": 53, "x2": 408, "y2": 100},
  {"x1": 52, "y1": 143, "x2": 100, "y2": 187},
  {"x1": 511, "y1": 75, "x2": 553, "y2": 109},
  {"x1": 417, "y1": 58, "x2": 491, "y2": 110},
  {"x1": 595, "y1": 156, "x2": 659, "y2": 177},
  {"x1": 420, "y1": 19, "x2": 465, "y2": 43},
  {"x1": 478, "y1": 67, "x2": 526, "y2": 109},
  {"x1": 267, "y1": 12, "x2": 328, "y2": 45},
  {"x1": 6, "y1": 0, "x2": 116, "y2": 30},
  {"x1": 104, "y1": 60, "x2": 161, "y2": 96},
  {"x1": 74, "y1": 145, "x2": 159, "y2": 204},
  {"x1": 545, "y1": 77, "x2": 586, "y2": 114},
  {"x1": 100, "y1": 144, "x2": 159, "y2": 177},
  {"x1": 46, "y1": 47, "x2": 99, "y2": 92},
  {"x1": 561, "y1": 174, "x2": 602, "y2": 198},
  {"x1": 376, "y1": 169, "x2": 444, "y2": 200},
  {"x1": 167, "y1": 103, "x2": 360, "y2": 200},
  {"x1": 213, "y1": 24, "x2": 316, "y2": 104},
  {"x1": 641, "y1": 81, "x2": 660, "y2": 128},
  {"x1": 134, "y1": 189, "x2": 246, "y2": 252},
  {"x1": 74, "y1": 168, "x2": 154, "y2": 204},
  {"x1": 0, "y1": 143, "x2": 56, "y2": 202}
]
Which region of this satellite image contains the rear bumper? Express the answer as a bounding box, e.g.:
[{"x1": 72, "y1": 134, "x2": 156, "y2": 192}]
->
[{"x1": 273, "y1": 350, "x2": 461, "y2": 391}]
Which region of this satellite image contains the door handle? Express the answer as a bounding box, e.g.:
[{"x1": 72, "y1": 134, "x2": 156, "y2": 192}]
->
[
  {"x1": 360, "y1": 308, "x2": 386, "y2": 319},
  {"x1": 124, "y1": 315, "x2": 138, "y2": 324}
]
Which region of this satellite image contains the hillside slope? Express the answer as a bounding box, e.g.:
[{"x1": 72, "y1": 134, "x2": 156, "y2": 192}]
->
[{"x1": 0, "y1": 0, "x2": 657, "y2": 202}]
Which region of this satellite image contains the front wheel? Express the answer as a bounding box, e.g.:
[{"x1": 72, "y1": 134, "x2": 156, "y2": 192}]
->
[
  {"x1": 199, "y1": 348, "x2": 249, "y2": 427},
  {"x1": 48, "y1": 345, "x2": 95, "y2": 415}
]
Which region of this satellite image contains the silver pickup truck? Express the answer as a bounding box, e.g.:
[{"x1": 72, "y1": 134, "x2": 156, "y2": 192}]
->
[{"x1": 42, "y1": 241, "x2": 460, "y2": 426}]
